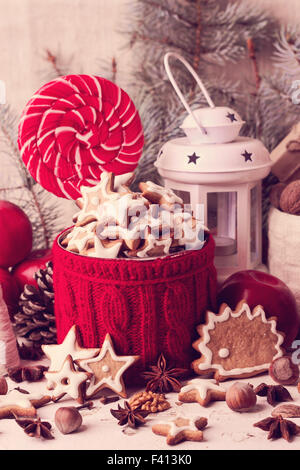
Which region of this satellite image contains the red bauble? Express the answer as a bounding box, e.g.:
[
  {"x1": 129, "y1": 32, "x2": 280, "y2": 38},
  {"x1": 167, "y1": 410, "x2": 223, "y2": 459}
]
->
[
  {"x1": 11, "y1": 248, "x2": 52, "y2": 291},
  {"x1": 217, "y1": 270, "x2": 300, "y2": 348},
  {"x1": 0, "y1": 201, "x2": 33, "y2": 268},
  {"x1": 0, "y1": 267, "x2": 19, "y2": 317}
]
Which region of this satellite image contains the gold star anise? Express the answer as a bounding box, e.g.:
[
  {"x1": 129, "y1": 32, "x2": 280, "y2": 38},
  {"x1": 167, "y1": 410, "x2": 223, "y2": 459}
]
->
[
  {"x1": 110, "y1": 401, "x2": 149, "y2": 428},
  {"x1": 14, "y1": 416, "x2": 54, "y2": 439},
  {"x1": 254, "y1": 415, "x2": 300, "y2": 442},
  {"x1": 141, "y1": 354, "x2": 187, "y2": 393},
  {"x1": 254, "y1": 383, "x2": 292, "y2": 406}
]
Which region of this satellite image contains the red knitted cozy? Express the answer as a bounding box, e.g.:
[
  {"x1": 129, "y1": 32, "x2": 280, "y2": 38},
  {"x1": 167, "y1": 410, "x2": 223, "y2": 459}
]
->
[{"x1": 52, "y1": 230, "x2": 217, "y2": 384}]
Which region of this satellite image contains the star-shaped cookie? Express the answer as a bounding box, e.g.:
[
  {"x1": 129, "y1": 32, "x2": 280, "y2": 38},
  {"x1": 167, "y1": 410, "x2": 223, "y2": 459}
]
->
[
  {"x1": 0, "y1": 389, "x2": 51, "y2": 419},
  {"x1": 77, "y1": 333, "x2": 139, "y2": 398},
  {"x1": 152, "y1": 413, "x2": 207, "y2": 445},
  {"x1": 178, "y1": 378, "x2": 226, "y2": 406},
  {"x1": 45, "y1": 355, "x2": 92, "y2": 404},
  {"x1": 42, "y1": 325, "x2": 100, "y2": 372},
  {"x1": 75, "y1": 172, "x2": 120, "y2": 227}
]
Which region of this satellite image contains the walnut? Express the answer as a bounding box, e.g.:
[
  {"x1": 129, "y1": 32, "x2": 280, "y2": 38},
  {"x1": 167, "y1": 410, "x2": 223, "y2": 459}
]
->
[
  {"x1": 280, "y1": 180, "x2": 300, "y2": 215},
  {"x1": 129, "y1": 391, "x2": 170, "y2": 413}
]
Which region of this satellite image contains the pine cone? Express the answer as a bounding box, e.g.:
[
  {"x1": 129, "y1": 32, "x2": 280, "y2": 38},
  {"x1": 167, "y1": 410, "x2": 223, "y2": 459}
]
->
[{"x1": 13, "y1": 262, "x2": 57, "y2": 346}]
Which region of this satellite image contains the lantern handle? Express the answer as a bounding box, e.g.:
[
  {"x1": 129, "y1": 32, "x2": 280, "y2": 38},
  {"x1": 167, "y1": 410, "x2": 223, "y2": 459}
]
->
[{"x1": 164, "y1": 52, "x2": 215, "y2": 135}]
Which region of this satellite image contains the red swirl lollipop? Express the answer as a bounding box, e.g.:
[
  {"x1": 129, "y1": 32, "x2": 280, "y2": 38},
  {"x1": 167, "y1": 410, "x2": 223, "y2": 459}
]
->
[{"x1": 18, "y1": 75, "x2": 144, "y2": 199}]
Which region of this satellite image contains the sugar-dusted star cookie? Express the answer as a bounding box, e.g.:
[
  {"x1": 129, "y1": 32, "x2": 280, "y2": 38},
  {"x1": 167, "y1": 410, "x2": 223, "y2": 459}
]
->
[
  {"x1": 44, "y1": 355, "x2": 92, "y2": 404},
  {"x1": 178, "y1": 378, "x2": 226, "y2": 407},
  {"x1": 42, "y1": 325, "x2": 100, "y2": 372},
  {"x1": 77, "y1": 333, "x2": 139, "y2": 399},
  {"x1": 75, "y1": 172, "x2": 120, "y2": 227},
  {"x1": 152, "y1": 413, "x2": 208, "y2": 445},
  {"x1": 139, "y1": 181, "x2": 183, "y2": 209},
  {"x1": 0, "y1": 389, "x2": 51, "y2": 419}
]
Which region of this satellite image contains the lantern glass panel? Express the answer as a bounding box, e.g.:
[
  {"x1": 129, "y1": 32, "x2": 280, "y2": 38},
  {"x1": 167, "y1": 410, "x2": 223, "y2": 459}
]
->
[{"x1": 207, "y1": 191, "x2": 237, "y2": 257}]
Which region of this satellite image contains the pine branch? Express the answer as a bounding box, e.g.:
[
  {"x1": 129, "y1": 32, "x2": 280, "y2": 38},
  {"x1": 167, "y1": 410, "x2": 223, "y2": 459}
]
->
[
  {"x1": 0, "y1": 105, "x2": 31, "y2": 188},
  {"x1": 41, "y1": 48, "x2": 73, "y2": 81},
  {"x1": 0, "y1": 104, "x2": 66, "y2": 249},
  {"x1": 273, "y1": 27, "x2": 300, "y2": 79}
]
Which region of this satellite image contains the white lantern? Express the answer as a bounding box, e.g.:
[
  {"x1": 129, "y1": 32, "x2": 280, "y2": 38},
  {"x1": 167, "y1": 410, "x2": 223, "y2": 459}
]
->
[{"x1": 155, "y1": 53, "x2": 272, "y2": 282}]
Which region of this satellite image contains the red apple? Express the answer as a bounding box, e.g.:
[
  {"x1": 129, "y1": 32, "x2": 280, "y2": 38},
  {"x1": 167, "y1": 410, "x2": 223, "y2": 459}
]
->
[
  {"x1": 0, "y1": 267, "x2": 19, "y2": 317},
  {"x1": 0, "y1": 201, "x2": 33, "y2": 268},
  {"x1": 217, "y1": 270, "x2": 299, "y2": 348},
  {"x1": 11, "y1": 248, "x2": 52, "y2": 291}
]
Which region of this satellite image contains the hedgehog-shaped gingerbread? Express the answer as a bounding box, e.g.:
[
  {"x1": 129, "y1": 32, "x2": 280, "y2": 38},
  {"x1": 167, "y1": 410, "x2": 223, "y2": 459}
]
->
[{"x1": 192, "y1": 300, "x2": 285, "y2": 381}]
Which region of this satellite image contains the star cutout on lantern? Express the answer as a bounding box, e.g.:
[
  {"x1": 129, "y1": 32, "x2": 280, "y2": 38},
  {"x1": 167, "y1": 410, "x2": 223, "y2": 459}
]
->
[
  {"x1": 241, "y1": 150, "x2": 253, "y2": 162},
  {"x1": 77, "y1": 333, "x2": 140, "y2": 398},
  {"x1": 187, "y1": 152, "x2": 200, "y2": 164},
  {"x1": 226, "y1": 112, "x2": 238, "y2": 122}
]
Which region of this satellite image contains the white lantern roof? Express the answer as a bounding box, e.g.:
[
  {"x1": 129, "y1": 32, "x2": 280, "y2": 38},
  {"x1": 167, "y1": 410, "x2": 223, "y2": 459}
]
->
[{"x1": 155, "y1": 135, "x2": 271, "y2": 184}]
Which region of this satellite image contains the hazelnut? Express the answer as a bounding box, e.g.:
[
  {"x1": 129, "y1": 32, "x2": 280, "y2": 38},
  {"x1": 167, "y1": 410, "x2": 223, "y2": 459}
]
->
[
  {"x1": 0, "y1": 377, "x2": 7, "y2": 395},
  {"x1": 269, "y1": 356, "x2": 299, "y2": 385},
  {"x1": 55, "y1": 407, "x2": 83, "y2": 434},
  {"x1": 279, "y1": 180, "x2": 300, "y2": 215},
  {"x1": 225, "y1": 382, "x2": 257, "y2": 412}
]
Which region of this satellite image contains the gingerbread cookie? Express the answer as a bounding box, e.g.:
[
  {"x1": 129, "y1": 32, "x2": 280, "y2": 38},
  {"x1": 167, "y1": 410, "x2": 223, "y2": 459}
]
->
[
  {"x1": 64, "y1": 171, "x2": 208, "y2": 259},
  {"x1": 178, "y1": 378, "x2": 226, "y2": 406},
  {"x1": 0, "y1": 389, "x2": 51, "y2": 419},
  {"x1": 126, "y1": 227, "x2": 173, "y2": 258},
  {"x1": 139, "y1": 181, "x2": 183, "y2": 209},
  {"x1": 96, "y1": 219, "x2": 141, "y2": 251},
  {"x1": 61, "y1": 222, "x2": 97, "y2": 253},
  {"x1": 77, "y1": 333, "x2": 139, "y2": 399},
  {"x1": 44, "y1": 355, "x2": 92, "y2": 404},
  {"x1": 114, "y1": 172, "x2": 135, "y2": 193},
  {"x1": 82, "y1": 236, "x2": 123, "y2": 258},
  {"x1": 152, "y1": 413, "x2": 207, "y2": 445},
  {"x1": 192, "y1": 301, "x2": 285, "y2": 381},
  {"x1": 75, "y1": 172, "x2": 120, "y2": 227},
  {"x1": 42, "y1": 325, "x2": 100, "y2": 372}
]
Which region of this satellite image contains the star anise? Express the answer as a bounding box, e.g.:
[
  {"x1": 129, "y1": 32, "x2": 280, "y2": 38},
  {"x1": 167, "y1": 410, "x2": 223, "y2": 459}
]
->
[
  {"x1": 141, "y1": 354, "x2": 187, "y2": 393},
  {"x1": 254, "y1": 415, "x2": 300, "y2": 442},
  {"x1": 14, "y1": 416, "x2": 54, "y2": 439},
  {"x1": 254, "y1": 383, "x2": 292, "y2": 406},
  {"x1": 8, "y1": 365, "x2": 48, "y2": 383},
  {"x1": 17, "y1": 342, "x2": 43, "y2": 361},
  {"x1": 110, "y1": 401, "x2": 149, "y2": 428}
]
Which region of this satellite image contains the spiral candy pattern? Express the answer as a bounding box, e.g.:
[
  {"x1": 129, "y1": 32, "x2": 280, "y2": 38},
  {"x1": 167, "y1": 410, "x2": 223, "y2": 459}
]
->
[{"x1": 18, "y1": 75, "x2": 144, "y2": 199}]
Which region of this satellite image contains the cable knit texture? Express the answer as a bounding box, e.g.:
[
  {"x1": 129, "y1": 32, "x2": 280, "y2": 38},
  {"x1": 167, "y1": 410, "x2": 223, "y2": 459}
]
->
[{"x1": 52, "y1": 229, "x2": 217, "y2": 383}]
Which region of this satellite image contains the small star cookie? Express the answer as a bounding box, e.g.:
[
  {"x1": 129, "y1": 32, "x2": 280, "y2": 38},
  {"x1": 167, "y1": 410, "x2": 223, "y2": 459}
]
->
[
  {"x1": 152, "y1": 413, "x2": 207, "y2": 445},
  {"x1": 44, "y1": 355, "x2": 92, "y2": 404},
  {"x1": 0, "y1": 389, "x2": 51, "y2": 419},
  {"x1": 178, "y1": 379, "x2": 226, "y2": 406},
  {"x1": 61, "y1": 222, "x2": 97, "y2": 253},
  {"x1": 77, "y1": 333, "x2": 139, "y2": 399},
  {"x1": 75, "y1": 172, "x2": 120, "y2": 227},
  {"x1": 139, "y1": 181, "x2": 183, "y2": 209},
  {"x1": 42, "y1": 325, "x2": 100, "y2": 372}
]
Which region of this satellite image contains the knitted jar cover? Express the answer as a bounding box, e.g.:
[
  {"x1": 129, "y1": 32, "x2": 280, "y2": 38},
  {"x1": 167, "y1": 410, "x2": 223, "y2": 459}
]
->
[{"x1": 52, "y1": 231, "x2": 217, "y2": 381}]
